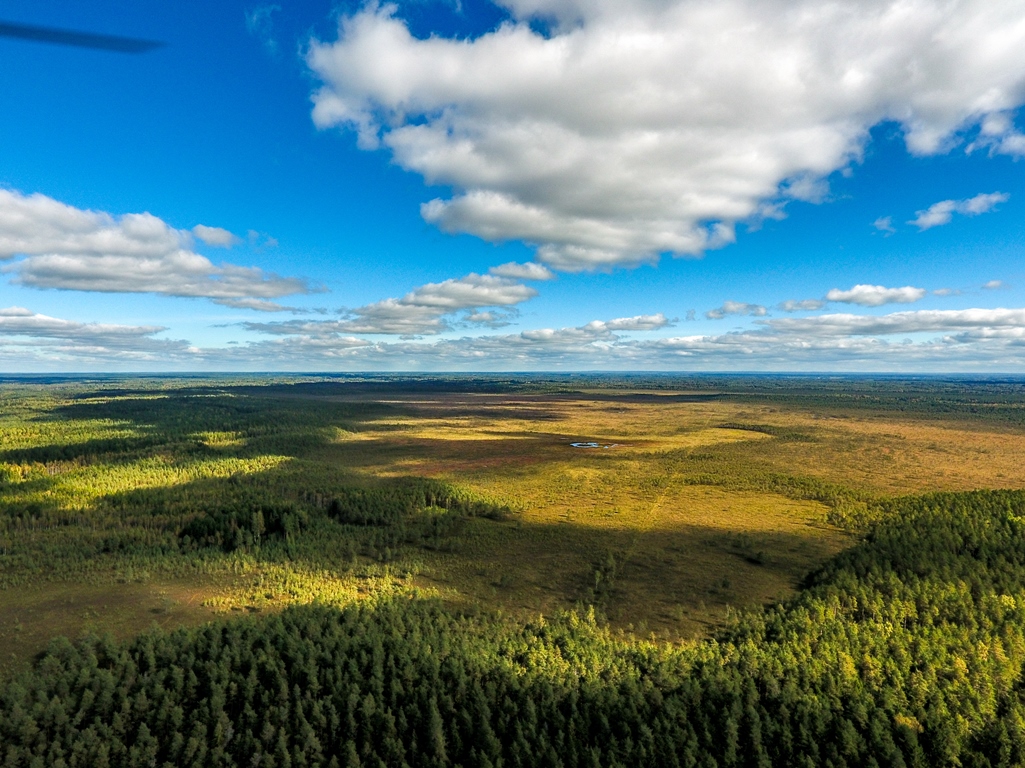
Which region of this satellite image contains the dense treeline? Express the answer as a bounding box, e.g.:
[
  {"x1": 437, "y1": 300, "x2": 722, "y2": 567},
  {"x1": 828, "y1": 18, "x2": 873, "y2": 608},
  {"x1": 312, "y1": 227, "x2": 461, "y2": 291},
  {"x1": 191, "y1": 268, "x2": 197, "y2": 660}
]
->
[
  {"x1": 327, "y1": 478, "x2": 512, "y2": 526},
  {"x1": 5, "y1": 489, "x2": 1025, "y2": 766},
  {"x1": 179, "y1": 500, "x2": 310, "y2": 552},
  {"x1": 173, "y1": 477, "x2": 511, "y2": 553}
]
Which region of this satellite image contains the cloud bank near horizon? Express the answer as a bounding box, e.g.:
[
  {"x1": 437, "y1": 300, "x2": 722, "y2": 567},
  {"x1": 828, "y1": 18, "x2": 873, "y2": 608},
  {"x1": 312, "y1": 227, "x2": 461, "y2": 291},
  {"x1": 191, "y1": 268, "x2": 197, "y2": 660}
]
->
[
  {"x1": 0, "y1": 190, "x2": 318, "y2": 309},
  {"x1": 6, "y1": 303, "x2": 1025, "y2": 372}
]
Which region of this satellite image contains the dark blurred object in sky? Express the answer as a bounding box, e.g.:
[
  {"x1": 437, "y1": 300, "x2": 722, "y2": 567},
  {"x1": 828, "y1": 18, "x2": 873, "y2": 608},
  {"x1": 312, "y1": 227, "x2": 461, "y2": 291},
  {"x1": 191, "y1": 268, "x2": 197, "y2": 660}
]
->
[{"x1": 0, "y1": 20, "x2": 162, "y2": 53}]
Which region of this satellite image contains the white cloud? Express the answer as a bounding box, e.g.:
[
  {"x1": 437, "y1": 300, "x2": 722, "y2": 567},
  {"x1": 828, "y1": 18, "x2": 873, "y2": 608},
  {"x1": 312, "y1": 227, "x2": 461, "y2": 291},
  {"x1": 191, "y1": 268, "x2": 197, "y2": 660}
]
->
[
  {"x1": 765, "y1": 308, "x2": 1025, "y2": 337},
  {"x1": 10, "y1": 304, "x2": 1025, "y2": 372},
  {"x1": 909, "y1": 200, "x2": 958, "y2": 230},
  {"x1": 247, "y1": 270, "x2": 545, "y2": 336},
  {"x1": 961, "y1": 192, "x2": 1010, "y2": 215},
  {"x1": 246, "y1": 312, "x2": 669, "y2": 347},
  {"x1": 242, "y1": 318, "x2": 369, "y2": 338},
  {"x1": 967, "y1": 111, "x2": 1025, "y2": 156},
  {"x1": 983, "y1": 279, "x2": 1006, "y2": 290},
  {"x1": 778, "y1": 299, "x2": 826, "y2": 312},
  {"x1": 909, "y1": 191, "x2": 1010, "y2": 230},
  {"x1": 873, "y1": 216, "x2": 895, "y2": 234},
  {"x1": 307, "y1": 0, "x2": 1025, "y2": 270},
  {"x1": 399, "y1": 273, "x2": 536, "y2": 309},
  {"x1": 217, "y1": 306, "x2": 1025, "y2": 371},
  {"x1": 464, "y1": 309, "x2": 519, "y2": 328},
  {"x1": 826, "y1": 284, "x2": 926, "y2": 307},
  {"x1": 216, "y1": 297, "x2": 298, "y2": 312},
  {"x1": 336, "y1": 300, "x2": 453, "y2": 336},
  {"x1": 0, "y1": 306, "x2": 162, "y2": 342},
  {"x1": 602, "y1": 313, "x2": 671, "y2": 331},
  {"x1": 0, "y1": 190, "x2": 316, "y2": 306},
  {"x1": 563, "y1": 313, "x2": 671, "y2": 335},
  {"x1": 488, "y1": 261, "x2": 555, "y2": 280},
  {"x1": 706, "y1": 301, "x2": 767, "y2": 320},
  {"x1": 0, "y1": 306, "x2": 192, "y2": 365},
  {"x1": 192, "y1": 224, "x2": 241, "y2": 247},
  {"x1": 235, "y1": 311, "x2": 672, "y2": 367}
]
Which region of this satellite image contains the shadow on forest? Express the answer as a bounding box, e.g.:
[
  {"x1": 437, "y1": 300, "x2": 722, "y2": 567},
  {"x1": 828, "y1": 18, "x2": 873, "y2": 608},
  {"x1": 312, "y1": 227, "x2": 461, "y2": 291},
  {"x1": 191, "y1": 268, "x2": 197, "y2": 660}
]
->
[
  {"x1": 3, "y1": 435, "x2": 838, "y2": 624},
  {"x1": 0, "y1": 435, "x2": 169, "y2": 465},
  {"x1": 447, "y1": 516, "x2": 843, "y2": 619},
  {"x1": 82, "y1": 456, "x2": 839, "y2": 630},
  {"x1": 2, "y1": 380, "x2": 843, "y2": 620}
]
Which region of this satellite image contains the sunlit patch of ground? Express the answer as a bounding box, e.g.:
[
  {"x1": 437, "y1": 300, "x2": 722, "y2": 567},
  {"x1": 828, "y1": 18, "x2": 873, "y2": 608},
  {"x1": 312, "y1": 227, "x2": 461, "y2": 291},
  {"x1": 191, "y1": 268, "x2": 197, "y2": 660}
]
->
[{"x1": 317, "y1": 389, "x2": 1023, "y2": 636}]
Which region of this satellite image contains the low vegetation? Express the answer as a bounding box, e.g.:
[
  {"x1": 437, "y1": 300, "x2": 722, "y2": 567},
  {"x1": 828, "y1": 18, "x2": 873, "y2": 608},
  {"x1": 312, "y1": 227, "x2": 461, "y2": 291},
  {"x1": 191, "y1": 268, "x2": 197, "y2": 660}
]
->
[{"x1": 1, "y1": 374, "x2": 1024, "y2": 764}]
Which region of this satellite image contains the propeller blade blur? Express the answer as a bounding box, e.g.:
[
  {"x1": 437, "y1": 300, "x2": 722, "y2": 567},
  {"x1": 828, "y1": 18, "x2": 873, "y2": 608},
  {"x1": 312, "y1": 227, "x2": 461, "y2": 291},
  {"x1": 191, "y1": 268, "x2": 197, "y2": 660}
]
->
[{"x1": 0, "y1": 21, "x2": 163, "y2": 53}]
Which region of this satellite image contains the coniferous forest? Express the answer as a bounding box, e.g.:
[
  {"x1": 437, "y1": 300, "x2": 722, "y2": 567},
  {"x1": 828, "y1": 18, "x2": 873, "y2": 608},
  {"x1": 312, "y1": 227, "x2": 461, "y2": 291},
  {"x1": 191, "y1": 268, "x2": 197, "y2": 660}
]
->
[{"x1": 3, "y1": 374, "x2": 1025, "y2": 766}]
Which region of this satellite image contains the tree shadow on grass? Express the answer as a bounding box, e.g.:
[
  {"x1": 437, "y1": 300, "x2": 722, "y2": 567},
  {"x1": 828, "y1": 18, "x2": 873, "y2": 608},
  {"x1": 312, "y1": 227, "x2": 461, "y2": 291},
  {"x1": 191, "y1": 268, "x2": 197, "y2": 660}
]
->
[{"x1": 435, "y1": 515, "x2": 849, "y2": 638}]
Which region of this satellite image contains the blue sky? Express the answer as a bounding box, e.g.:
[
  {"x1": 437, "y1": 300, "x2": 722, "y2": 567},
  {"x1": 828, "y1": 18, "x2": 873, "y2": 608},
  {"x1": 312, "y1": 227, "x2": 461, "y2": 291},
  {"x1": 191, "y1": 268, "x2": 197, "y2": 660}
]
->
[{"x1": 1, "y1": 0, "x2": 1024, "y2": 371}]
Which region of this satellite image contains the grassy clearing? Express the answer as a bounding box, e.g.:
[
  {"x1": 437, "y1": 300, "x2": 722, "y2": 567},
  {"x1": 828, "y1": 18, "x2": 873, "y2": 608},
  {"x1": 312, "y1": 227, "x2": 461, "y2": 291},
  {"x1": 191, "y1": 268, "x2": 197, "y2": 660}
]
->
[{"x1": 0, "y1": 578, "x2": 214, "y2": 679}]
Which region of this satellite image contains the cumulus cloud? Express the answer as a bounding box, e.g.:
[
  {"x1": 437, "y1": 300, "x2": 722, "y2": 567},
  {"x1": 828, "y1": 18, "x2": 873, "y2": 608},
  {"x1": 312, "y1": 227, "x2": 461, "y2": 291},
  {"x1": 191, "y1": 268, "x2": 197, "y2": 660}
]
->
[
  {"x1": 778, "y1": 299, "x2": 826, "y2": 312},
  {"x1": 0, "y1": 190, "x2": 316, "y2": 308},
  {"x1": 563, "y1": 314, "x2": 672, "y2": 335},
  {"x1": 983, "y1": 279, "x2": 1006, "y2": 290},
  {"x1": 601, "y1": 313, "x2": 671, "y2": 331},
  {"x1": 399, "y1": 273, "x2": 536, "y2": 310},
  {"x1": 251, "y1": 312, "x2": 669, "y2": 343},
  {"x1": 967, "y1": 111, "x2": 1025, "y2": 156},
  {"x1": 909, "y1": 192, "x2": 1010, "y2": 230},
  {"x1": 488, "y1": 261, "x2": 554, "y2": 281},
  {"x1": 825, "y1": 284, "x2": 926, "y2": 307},
  {"x1": 0, "y1": 306, "x2": 163, "y2": 342},
  {"x1": 335, "y1": 300, "x2": 454, "y2": 336},
  {"x1": 464, "y1": 309, "x2": 519, "y2": 328},
  {"x1": 706, "y1": 301, "x2": 767, "y2": 320},
  {"x1": 307, "y1": 0, "x2": 1025, "y2": 270},
  {"x1": 242, "y1": 318, "x2": 369, "y2": 338},
  {"x1": 192, "y1": 224, "x2": 241, "y2": 247},
  {"x1": 245, "y1": 270, "x2": 545, "y2": 336}
]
